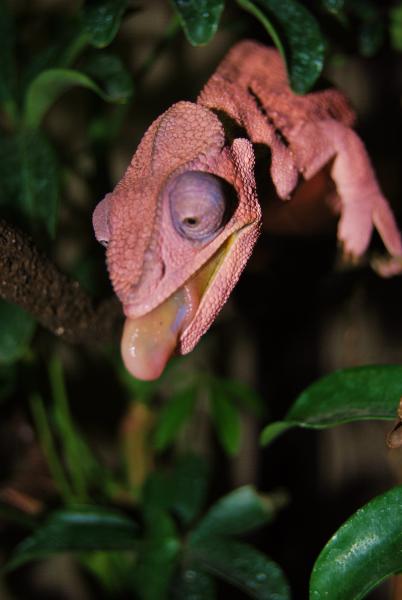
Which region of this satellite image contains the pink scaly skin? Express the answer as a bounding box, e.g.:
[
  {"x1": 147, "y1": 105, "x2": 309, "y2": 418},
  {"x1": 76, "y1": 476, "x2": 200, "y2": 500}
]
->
[{"x1": 93, "y1": 40, "x2": 402, "y2": 380}]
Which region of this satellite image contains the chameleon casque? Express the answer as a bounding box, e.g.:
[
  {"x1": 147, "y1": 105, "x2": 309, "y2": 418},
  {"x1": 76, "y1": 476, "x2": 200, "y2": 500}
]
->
[{"x1": 93, "y1": 40, "x2": 402, "y2": 381}]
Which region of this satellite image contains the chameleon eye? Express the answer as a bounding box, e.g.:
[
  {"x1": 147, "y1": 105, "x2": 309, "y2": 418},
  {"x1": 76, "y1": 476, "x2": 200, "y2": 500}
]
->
[{"x1": 169, "y1": 172, "x2": 227, "y2": 242}]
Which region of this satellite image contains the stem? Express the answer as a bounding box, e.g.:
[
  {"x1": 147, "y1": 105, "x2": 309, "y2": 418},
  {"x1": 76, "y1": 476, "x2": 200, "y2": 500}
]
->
[
  {"x1": 60, "y1": 33, "x2": 89, "y2": 69},
  {"x1": 1, "y1": 99, "x2": 19, "y2": 130},
  {"x1": 120, "y1": 401, "x2": 155, "y2": 497},
  {"x1": 135, "y1": 15, "x2": 181, "y2": 83},
  {"x1": 30, "y1": 393, "x2": 75, "y2": 503},
  {"x1": 235, "y1": 0, "x2": 285, "y2": 59},
  {"x1": 48, "y1": 357, "x2": 89, "y2": 502}
]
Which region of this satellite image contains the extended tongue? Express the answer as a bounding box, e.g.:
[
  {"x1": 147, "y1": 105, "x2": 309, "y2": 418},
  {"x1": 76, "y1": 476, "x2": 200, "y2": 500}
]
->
[
  {"x1": 121, "y1": 285, "x2": 197, "y2": 381},
  {"x1": 120, "y1": 242, "x2": 229, "y2": 381}
]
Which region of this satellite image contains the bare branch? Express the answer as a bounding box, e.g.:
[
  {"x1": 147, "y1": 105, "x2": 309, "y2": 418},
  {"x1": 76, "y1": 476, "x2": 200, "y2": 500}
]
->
[{"x1": 0, "y1": 219, "x2": 122, "y2": 344}]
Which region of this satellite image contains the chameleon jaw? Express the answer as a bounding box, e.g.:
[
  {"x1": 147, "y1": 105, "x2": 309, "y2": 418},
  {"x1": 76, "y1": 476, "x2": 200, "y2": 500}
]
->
[{"x1": 120, "y1": 238, "x2": 232, "y2": 381}]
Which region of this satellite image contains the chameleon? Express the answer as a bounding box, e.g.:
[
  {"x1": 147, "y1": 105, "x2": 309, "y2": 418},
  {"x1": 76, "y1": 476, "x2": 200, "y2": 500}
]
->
[{"x1": 93, "y1": 40, "x2": 402, "y2": 381}]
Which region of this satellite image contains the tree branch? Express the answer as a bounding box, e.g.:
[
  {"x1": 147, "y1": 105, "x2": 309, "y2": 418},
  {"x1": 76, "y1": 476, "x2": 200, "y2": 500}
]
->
[{"x1": 0, "y1": 219, "x2": 123, "y2": 344}]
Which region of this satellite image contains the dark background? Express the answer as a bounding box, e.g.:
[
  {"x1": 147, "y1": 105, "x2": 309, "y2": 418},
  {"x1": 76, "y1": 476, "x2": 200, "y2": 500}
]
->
[{"x1": 1, "y1": 1, "x2": 402, "y2": 598}]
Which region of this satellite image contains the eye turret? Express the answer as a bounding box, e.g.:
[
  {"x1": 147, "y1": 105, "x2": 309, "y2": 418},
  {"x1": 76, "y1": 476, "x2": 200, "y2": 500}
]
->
[{"x1": 169, "y1": 171, "x2": 228, "y2": 242}]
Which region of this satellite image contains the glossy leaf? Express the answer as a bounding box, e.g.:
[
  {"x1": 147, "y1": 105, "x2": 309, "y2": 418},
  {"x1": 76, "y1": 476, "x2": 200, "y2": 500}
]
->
[
  {"x1": 0, "y1": 131, "x2": 59, "y2": 236},
  {"x1": 191, "y1": 486, "x2": 275, "y2": 542},
  {"x1": 174, "y1": 567, "x2": 216, "y2": 599},
  {"x1": 189, "y1": 538, "x2": 290, "y2": 600},
  {"x1": 83, "y1": 0, "x2": 128, "y2": 48},
  {"x1": 0, "y1": 301, "x2": 35, "y2": 364},
  {"x1": 24, "y1": 67, "x2": 128, "y2": 129},
  {"x1": 83, "y1": 52, "x2": 134, "y2": 102},
  {"x1": 210, "y1": 384, "x2": 241, "y2": 455},
  {"x1": 5, "y1": 507, "x2": 139, "y2": 572},
  {"x1": 171, "y1": 0, "x2": 225, "y2": 46},
  {"x1": 152, "y1": 387, "x2": 196, "y2": 451},
  {"x1": 261, "y1": 365, "x2": 402, "y2": 446},
  {"x1": 236, "y1": 0, "x2": 325, "y2": 93},
  {"x1": 134, "y1": 508, "x2": 180, "y2": 600},
  {"x1": 310, "y1": 485, "x2": 402, "y2": 599}
]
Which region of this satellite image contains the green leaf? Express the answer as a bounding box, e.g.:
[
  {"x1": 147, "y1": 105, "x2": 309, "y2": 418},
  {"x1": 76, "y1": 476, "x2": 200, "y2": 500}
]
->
[
  {"x1": 49, "y1": 360, "x2": 85, "y2": 492},
  {"x1": 260, "y1": 422, "x2": 293, "y2": 447},
  {"x1": 347, "y1": 0, "x2": 385, "y2": 56},
  {"x1": 134, "y1": 508, "x2": 180, "y2": 600},
  {"x1": 119, "y1": 367, "x2": 159, "y2": 403},
  {"x1": 174, "y1": 567, "x2": 216, "y2": 599},
  {"x1": 20, "y1": 23, "x2": 87, "y2": 92},
  {"x1": 236, "y1": 0, "x2": 326, "y2": 93},
  {"x1": 30, "y1": 393, "x2": 75, "y2": 503},
  {"x1": 82, "y1": 551, "x2": 135, "y2": 595},
  {"x1": 0, "y1": 503, "x2": 36, "y2": 530},
  {"x1": 83, "y1": 0, "x2": 128, "y2": 48},
  {"x1": 171, "y1": 454, "x2": 209, "y2": 524},
  {"x1": 310, "y1": 485, "x2": 402, "y2": 599},
  {"x1": 49, "y1": 358, "x2": 112, "y2": 502},
  {"x1": 153, "y1": 387, "x2": 196, "y2": 451},
  {"x1": 0, "y1": 364, "x2": 16, "y2": 402},
  {"x1": 82, "y1": 52, "x2": 134, "y2": 102},
  {"x1": 144, "y1": 454, "x2": 209, "y2": 525},
  {"x1": 357, "y1": 20, "x2": 384, "y2": 57},
  {"x1": 390, "y1": 3, "x2": 402, "y2": 51},
  {"x1": 0, "y1": 300, "x2": 35, "y2": 364},
  {"x1": 171, "y1": 0, "x2": 225, "y2": 46},
  {"x1": 212, "y1": 377, "x2": 264, "y2": 416},
  {"x1": 4, "y1": 507, "x2": 139, "y2": 572},
  {"x1": 189, "y1": 538, "x2": 290, "y2": 600},
  {"x1": 116, "y1": 352, "x2": 181, "y2": 404},
  {"x1": 191, "y1": 486, "x2": 275, "y2": 542},
  {"x1": 261, "y1": 365, "x2": 402, "y2": 446},
  {"x1": 210, "y1": 385, "x2": 241, "y2": 454},
  {"x1": 0, "y1": 0, "x2": 18, "y2": 122},
  {"x1": 320, "y1": 0, "x2": 344, "y2": 15},
  {"x1": 24, "y1": 67, "x2": 128, "y2": 129},
  {"x1": 0, "y1": 131, "x2": 59, "y2": 237}
]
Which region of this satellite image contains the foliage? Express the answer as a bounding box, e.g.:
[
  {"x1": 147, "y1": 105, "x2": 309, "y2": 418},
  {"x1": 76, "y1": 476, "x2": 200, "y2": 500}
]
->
[
  {"x1": 310, "y1": 486, "x2": 402, "y2": 599},
  {"x1": 261, "y1": 365, "x2": 402, "y2": 445},
  {"x1": 0, "y1": 1, "x2": 402, "y2": 599}
]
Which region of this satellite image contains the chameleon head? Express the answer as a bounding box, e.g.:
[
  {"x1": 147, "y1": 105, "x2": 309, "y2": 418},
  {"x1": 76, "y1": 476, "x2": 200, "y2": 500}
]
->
[{"x1": 93, "y1": 102, "x2": 261, "y2": 380}]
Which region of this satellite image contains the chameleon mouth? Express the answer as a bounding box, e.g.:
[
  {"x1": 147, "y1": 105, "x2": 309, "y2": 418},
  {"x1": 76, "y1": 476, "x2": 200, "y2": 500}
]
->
[{"x1": 120, "y1": 238, "x2": 232, "y2": 381}]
